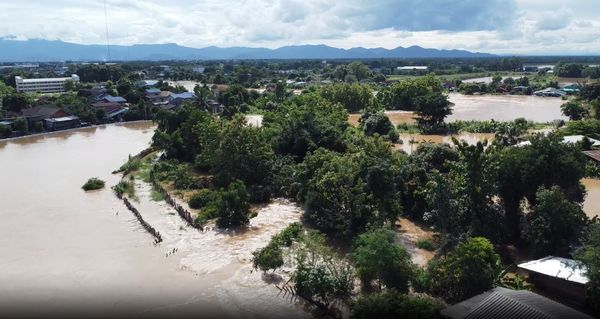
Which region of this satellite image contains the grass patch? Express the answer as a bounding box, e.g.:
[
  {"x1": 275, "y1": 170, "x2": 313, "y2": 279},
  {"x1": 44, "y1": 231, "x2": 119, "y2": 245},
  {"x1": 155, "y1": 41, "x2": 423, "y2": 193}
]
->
[
  {"x1": 416, "y1": 239, "x2": 436, "y2": 251},
  {"x1": 112, "y1": 180, "x2": 136, "y2": 199},
  {"x1": 151, "y1": 188, "x2": 165, "y2": 201},
  {"x1": 82, "y1": 178, "x2": 105, "y2": 191},
  {"x1": 114, "y1": 155, "x2": 142, "y2": 175}
]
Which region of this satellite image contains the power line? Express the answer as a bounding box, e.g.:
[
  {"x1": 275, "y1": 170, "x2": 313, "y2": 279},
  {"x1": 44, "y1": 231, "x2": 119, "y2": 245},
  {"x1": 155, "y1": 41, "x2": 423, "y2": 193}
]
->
[{"x1": 103, "y1": 0, "x2": 111, "y2": 62}]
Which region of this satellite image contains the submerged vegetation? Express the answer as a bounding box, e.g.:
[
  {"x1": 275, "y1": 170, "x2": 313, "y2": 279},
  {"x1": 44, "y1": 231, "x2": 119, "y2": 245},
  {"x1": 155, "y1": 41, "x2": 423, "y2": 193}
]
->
[{"x1": 81, "y1": 178, "x2": 105, "y2": 191}]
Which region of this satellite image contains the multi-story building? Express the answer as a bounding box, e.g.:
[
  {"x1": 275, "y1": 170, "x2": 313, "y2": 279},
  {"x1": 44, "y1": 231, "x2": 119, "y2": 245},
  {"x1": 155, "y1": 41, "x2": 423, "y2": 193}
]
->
[{"x1": 15, "y1": 75, "x2": 80, "y2": 94}]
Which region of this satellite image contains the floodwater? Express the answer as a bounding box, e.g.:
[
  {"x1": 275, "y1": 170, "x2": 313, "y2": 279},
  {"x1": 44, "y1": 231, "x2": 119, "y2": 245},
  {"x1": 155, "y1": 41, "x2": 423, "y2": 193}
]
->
[
  {"x1": 447, "y1": 93, "x2": 567, "y2": 123},
  {"x1": 462, "y1": 76, "x2": 521, "y2": 84},
  {"x1": 0, "y1": 122, "x2": 308, "y2": 318},
  {"x1": 583, "y1": 178, "x2": 600, "y2": 219},
  {"x1": 395, "y1": 133, "x2": 494, "y2": 154},
  {"x1": 349, "y1": 93, "x2": 567, "y2": 127}
]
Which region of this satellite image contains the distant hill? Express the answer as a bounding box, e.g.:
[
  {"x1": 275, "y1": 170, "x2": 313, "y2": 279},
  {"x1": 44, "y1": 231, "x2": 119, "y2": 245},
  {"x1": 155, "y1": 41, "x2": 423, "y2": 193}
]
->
[{"x1": 0, "y1": 38, "x2": 495, "y2": 62}]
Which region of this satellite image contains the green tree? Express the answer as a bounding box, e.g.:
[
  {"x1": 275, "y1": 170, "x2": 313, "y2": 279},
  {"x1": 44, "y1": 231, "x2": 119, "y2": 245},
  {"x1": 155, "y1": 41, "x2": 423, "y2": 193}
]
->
[
  {"x1": 428, "y1": 237, "x2": 501, "y2": 302},
  {"x1": 352, "y1": 227, "x2": 414, "y2": 291},
  {"x1": 525, "y1": 186, "x2": 588, "y2": 256},
  {"x1": 496, "y1": 134, "x2": 586, "y2": 241},
  {"x1": 414, "y1": 92, "x2": 452, "y2": 131},
  {"x1": 362, "y1": 111, "x2": 397, "y2": 142},
  {"x1": 347, "y1": 61, "x2": 372, "y2": 81},
  {"x1": 350, "y1": 290, "x2": 443, "y2": 319},
  {"x1": 561, "y1": 100, "x2": 588, "y2": 121},
  {"x1": 293, "y1": 231, "x2": 354, "y2": 306},
  {"x1": 13, "y1": 117, "x2": 28, "y2": 132},
  {"x1": 63, "y1": 79, "x2": 76, "y2": 92},
  {"x1": 252, "y1": 244, "x2": 284, "y2": 273},
  {"x1": 212, "y1": 116, "x2": 274, "y2": 201},
  {"x1": 319, "y1": 83, "x2": 374, "y2": 112},
  {"x1": 576, "y1": 223, "x2": 600, "y2": 314},
  {"x1": 215, "y1": 180, "x2": 252, "y2": 228}
]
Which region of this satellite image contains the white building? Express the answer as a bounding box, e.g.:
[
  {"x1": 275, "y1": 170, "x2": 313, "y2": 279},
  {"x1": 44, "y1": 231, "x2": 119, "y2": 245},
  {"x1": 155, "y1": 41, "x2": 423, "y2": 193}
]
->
[
  {"x1": 15, "y1": 74, "x2": 80, "y2": 94},
  {"x1": 397, "y1": 66, "x2": 429, "y2": 71}
]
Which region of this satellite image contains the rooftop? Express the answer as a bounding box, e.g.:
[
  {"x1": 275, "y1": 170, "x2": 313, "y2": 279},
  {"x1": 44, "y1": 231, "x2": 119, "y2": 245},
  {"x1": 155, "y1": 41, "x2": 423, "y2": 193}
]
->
[
  {"x1": 45, "y1": 116, "x2": 79, "y2": 123},
  {"x1": 584, "y1": 150, "x2": 600, "y2": 162},
  {"x1": 442, "y1": 287, "x2": 593, "y2": 319},
  {"x1": 518, "y1": 256, "x2": 589, "y2": 285}
]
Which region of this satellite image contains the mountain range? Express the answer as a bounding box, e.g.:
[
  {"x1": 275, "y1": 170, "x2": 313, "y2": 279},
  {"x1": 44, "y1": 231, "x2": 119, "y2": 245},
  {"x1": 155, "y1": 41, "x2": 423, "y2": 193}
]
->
[{"x1": 0, "y1": 38, "x2": 494, "y2": 62}]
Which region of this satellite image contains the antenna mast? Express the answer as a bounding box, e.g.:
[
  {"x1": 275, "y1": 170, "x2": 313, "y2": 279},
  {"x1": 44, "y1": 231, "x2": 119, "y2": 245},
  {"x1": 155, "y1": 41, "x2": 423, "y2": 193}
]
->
[{"x1": 103, "y1": 0, "x2": 112, "y2": 82}]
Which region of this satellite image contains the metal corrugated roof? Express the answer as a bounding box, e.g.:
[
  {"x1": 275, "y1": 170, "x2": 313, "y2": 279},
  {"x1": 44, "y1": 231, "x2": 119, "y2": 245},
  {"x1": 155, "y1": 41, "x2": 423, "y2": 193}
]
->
[
  {"x1": 518, "y1": 256, "x2": 589, "y2": 285},
  {"x1": 584, "y1": 150, "x2": 600, "y2": 162},
  {"x1": 442, "y1": 287, "x2": 593, "y2": 319}
]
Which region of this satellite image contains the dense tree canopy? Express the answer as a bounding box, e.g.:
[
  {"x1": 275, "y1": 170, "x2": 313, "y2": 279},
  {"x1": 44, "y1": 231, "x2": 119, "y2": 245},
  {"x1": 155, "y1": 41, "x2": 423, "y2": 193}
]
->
[
  {"x1": 428, "y1": 237, "x2": 500, "y2": 302},
  {"x1": 352, "y1": 227, "x2": 414, "y2": 291}
]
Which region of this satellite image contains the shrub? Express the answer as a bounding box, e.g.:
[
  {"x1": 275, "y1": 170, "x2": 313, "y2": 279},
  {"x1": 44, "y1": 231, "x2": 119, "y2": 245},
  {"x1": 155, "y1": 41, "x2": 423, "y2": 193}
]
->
[
  {"x1": 188, "y1": 189, "x2": 218, "y2": 209},
  {"x1": 82, "y1": 178, "x2": 105, "y2": 191},
  {"x1": 350, "y1": 290, "x2": 444, "y2": 319},
  {"x1": 112, "y1": 180, "x2": 135, "y2": 198},
  {"x1": 416, "y1": 239, "x2": 436, "y2": 251},
  {"x1": 215, "y1": 180, "x2": 251, "y2": 228},
  {"x1": 252, "y1": 244, "x2": 284, "y2": 273},
  {"x1": 428, "y1": 237, "x2": 501, "y2": 302}
]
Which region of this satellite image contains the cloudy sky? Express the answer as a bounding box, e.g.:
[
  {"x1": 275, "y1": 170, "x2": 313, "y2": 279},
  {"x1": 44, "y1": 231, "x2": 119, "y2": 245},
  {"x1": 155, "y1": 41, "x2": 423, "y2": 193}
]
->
[{"x1": 0, "y1": 0, "x2": 599, "y2": 55}]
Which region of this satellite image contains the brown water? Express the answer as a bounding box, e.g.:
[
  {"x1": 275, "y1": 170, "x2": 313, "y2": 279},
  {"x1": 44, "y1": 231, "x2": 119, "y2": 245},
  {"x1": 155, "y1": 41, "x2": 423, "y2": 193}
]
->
[
  {"x1": 395, "y1": 133, "x2": 494, "y2": 154},
  {"x1": 0, "y1": 122, "x2": 308, "y2": 318},
  {"x1": 447, "y1": 93, "x2": 567, "y2": 122}
]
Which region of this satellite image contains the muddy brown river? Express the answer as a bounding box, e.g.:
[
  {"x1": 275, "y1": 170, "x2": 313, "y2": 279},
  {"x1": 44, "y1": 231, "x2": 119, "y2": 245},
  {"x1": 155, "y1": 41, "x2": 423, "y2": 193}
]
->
[{"x1": 0, "y1": 122, "x2": 308, "y2": 318}]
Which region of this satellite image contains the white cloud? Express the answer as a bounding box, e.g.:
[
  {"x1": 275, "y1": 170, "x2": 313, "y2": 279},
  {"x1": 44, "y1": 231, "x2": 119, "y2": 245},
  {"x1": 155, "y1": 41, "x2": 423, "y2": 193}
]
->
[{"x1": 0, "y1": 0, "x2": 598, "y2": 54}]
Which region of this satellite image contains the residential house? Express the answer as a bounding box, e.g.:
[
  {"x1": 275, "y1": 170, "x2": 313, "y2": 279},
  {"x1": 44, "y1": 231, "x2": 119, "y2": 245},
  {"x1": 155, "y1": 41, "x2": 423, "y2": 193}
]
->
[
  {"x1": 92, "y1": 102, "x2": 128, "y2": 121},
  {"x1": 21, "y1": 105, "x2": 69, "y2": 128},
  {"x1": 206, "y1": 99, "x2": 224, "y2": 114},
  {"x1": 146, "y1": 91, "x2": 171, "y2": 105},
  {"x1": 135, "y1": 80, "x2": 159, "y2": 88},
  {"x1": 210, "y1": 84, "x2": 229, "y2": 98},
  {"x1": 44, "y1": 116, "x2": 80, "y2": 131},
  {"x1": 517, "y1": 257, "x2": 589, "y2": 306},
  {"x1": 562, "y1": 83, "x2": 581, "y2": 95},
  {"x1": 584, "y1": 150, "x2": 600, "y2": 164},
  {"x1": 442, "y1": 287, "x2": 592, "y2": 319},
  {"x1": 99, "y1": 95, "x2": 127, "y2": 104},
  {"x1": 170, "y1": 92, "x2": 195, "y2": 107},
  {"x1": 534, "y1": 87, "x2": 566, "y2": 97}
]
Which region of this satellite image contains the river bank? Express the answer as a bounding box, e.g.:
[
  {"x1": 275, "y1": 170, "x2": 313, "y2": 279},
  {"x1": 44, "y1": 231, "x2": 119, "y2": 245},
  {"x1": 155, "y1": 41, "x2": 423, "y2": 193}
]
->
[{"x1": 0, "y1": 120, "x2": 154, "y2": 142}]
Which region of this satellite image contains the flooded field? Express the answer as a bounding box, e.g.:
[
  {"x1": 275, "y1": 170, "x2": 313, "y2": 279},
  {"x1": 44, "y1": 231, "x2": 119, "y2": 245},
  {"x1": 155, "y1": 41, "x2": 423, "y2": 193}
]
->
[
  {"x1": 447, "y1": 93, "x2": 567, "y2": 122},
  {"x1": 395, "y1": 132, "x2": 494, "y2": 154},
  {"x1": 0, "y1": 122, "x2": 308, "y2": 318},
  {"x1": 349, "y1": 93, "x2": 567, "y2": 127}
]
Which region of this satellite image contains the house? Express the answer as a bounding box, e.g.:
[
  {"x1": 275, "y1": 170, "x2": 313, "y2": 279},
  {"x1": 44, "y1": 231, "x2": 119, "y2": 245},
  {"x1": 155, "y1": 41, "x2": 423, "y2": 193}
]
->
[
  {"x1": 92, "y1": 102, "x2": 128, "y2": 121},
  {"x1": 516, "y1": 135, "x2": 600, "y2": 148},
  {"x1": 584, "y1": 150, "x2": 600, "y2": 164},
  {"x1": 192, "y1": 66, "x2": 206, "y2": 74},
  {"x1": 146, "y1": 91, "x2": 171, "y2": 105},
  {"x1": 170, "y1": 92, "x2": 195, "y2": 107},
  {"x1": 99, "y1": 95, "x2": 127, "y2": 104},
  {"x1": 144, "y1": 88, "x2": 161, "y2": 96},
  {"x1": 135, "y1": 80, "x2": 159, "y2": 88},
  {"x1": 534, "y1": 87, "x2": 566, "y2": 97},
  {"x1": 44, "y1": 116, "x2": 80, "y2": 131},
  {"x1": 562, "y1": 83, "x2": 581, "y2": 94},
  {"x1": 442, "y1": 287, "x2": 592, "y2": 319},
  {"x1": 206, "y1": 99, "x2": 224, "y2": 114},
  {"x1": 21, "y1": 105, "x2": 69, "y2": 128},
  {"x1": 79, "y1": 87, "x2": 108, "y2": 102},
  {"x1": 517, "y1": 256, "x2": 589, "y2": 306},
  {"x1": 397, "y1": 66, "x2": 428, "y2": 71}
]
